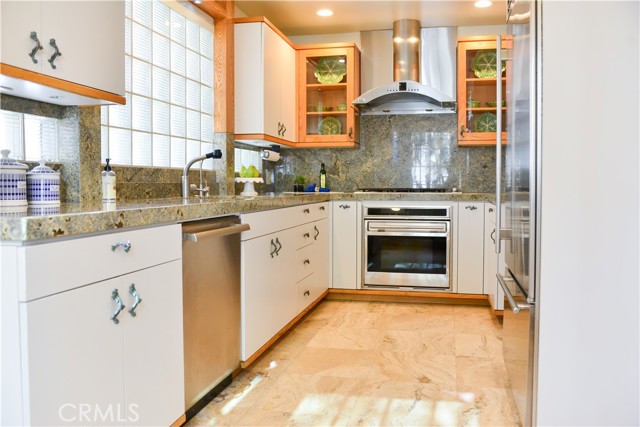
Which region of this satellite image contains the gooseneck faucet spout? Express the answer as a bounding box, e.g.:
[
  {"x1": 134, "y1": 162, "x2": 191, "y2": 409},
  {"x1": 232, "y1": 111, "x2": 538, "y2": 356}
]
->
[{"x1": 182, "y1": 150, "x2": 222, "y2": 198}]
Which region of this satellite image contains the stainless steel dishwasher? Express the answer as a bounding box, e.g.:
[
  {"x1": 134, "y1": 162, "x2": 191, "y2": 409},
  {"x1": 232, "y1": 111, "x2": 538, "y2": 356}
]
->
[{"x1": 181, "y1": 216, "x2": 249, "y2": 420}]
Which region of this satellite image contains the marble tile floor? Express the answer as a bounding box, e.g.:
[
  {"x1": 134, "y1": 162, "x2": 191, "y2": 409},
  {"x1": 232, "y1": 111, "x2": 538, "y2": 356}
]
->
[{"x1": 186, "y1": 300, "x2": 521, "y2": 427}]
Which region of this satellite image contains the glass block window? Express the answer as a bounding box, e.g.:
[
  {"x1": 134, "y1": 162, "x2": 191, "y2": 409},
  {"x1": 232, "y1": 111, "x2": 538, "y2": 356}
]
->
[
  {"x1": 101, "y1": 0, "x2": 215, "y2": 169},
  {"x1": 0, "y1": 110, "x2": 59, "y2": 162},
  {"x1": 234, "y1": 148, "x2": 262, "y2": 174}
]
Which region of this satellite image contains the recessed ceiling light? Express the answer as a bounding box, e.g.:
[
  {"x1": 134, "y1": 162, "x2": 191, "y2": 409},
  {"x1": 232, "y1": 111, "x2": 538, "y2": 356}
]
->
[
  {"x1": 316, "y1": 9, "x2": 333, "y2": 17},
  {"x1": 474, "y1": 0, "x2": 493, "y2": 8}
]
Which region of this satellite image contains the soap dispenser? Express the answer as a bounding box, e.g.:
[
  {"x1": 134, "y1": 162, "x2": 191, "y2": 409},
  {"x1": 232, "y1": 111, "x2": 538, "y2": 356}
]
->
[{"x1": 101, "y1": 158, "x2": 116, "y2": 203}]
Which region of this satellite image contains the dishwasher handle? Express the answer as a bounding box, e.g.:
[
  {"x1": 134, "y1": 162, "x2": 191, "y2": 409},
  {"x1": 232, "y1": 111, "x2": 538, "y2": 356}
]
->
[{"x1": 183, "y1": 223, "x2": 250, "y2": 242}]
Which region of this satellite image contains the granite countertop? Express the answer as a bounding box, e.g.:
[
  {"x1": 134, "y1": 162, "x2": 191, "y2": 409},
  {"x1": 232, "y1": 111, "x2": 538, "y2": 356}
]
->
[{"x1": 0, "y1": 192, "x2": 494, "y2": 243}]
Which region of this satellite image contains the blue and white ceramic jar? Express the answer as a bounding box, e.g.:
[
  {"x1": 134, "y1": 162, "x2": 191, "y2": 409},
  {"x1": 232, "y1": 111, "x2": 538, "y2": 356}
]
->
[
  {"x1": 0, "y1": 149, "x2": 28, "y2": 207},
  {"x1": 27, "y1": 161, "x2": 60, "y2": 205}
]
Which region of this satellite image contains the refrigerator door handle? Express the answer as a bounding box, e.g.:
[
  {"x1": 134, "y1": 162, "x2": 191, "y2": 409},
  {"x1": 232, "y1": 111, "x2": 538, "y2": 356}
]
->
[
  {"x1": 497, "y1": 273, "x2": 531, "y2": 314},
  {"x1": 496, "y1": 35, "x2": 513, "y2": 254}
]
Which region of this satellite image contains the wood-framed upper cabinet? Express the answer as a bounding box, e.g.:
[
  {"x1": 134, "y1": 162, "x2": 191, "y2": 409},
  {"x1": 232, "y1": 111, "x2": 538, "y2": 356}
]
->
[
  {"x1": 457, "y1": 36, "x2": 510, "y2": 146},
  {"x1": 234, "y1": 18, "x2": 297, "y2": 146},
  {"x1": 0, "y1": 0, "x2": 125, "y2": 105},
  {"x1": 296, "y1": 44, "x2": 360, "y2": 148}
]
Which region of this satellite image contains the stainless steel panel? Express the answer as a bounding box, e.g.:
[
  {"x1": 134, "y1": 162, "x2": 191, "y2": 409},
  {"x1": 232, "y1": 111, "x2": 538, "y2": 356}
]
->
[
  {"x1": 364, "y1": 270, "x2": 450, "y2": 289},
  {"x1": 420, "y1": 27, "x2": 457, "y2": 100},
  {"x1": 182, "y1": 217, "x2": 242, "y2": 409},
  {"x1": 502, "y1": 276, "x2": 536, "y2": 425}
]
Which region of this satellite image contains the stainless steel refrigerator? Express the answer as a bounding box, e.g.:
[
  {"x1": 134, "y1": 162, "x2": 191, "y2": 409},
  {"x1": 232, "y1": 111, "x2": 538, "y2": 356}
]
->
[{"x1": 495, "y1": 0, "x2": 540, "y2": 425}]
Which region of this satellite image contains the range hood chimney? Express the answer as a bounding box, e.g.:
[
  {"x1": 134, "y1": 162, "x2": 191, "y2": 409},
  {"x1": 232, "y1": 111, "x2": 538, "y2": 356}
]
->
[
  {"x1": 353, "y1": 20, "x2": 457, "y2": 115},
  {"x1": 393, "y1": 19, "x2": 421, "y2": 82}
]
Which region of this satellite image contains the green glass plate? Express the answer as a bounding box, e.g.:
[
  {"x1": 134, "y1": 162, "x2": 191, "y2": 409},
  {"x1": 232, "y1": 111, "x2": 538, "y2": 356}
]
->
[
  {"x1": 314, "y1": 57, "x2": 347, "y2": 84},
  {"x1": 471, "y1": 50, "x2": 506, "y2": 79},
  {"x1": 318, "y1": 117, "x2": 342, "y2": 135},
  {"x1": 474, "y1": 112, "x2": 497, "y2": 132}
]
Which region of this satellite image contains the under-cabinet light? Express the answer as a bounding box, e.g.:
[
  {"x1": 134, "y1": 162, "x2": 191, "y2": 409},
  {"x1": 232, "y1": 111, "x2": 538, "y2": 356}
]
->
[
  {"x1": 474, "y1": 0, "x2": 492, "y2": 8},
  {"x1": 316, "y1": 9, "x2": 333, "y2": 17}
]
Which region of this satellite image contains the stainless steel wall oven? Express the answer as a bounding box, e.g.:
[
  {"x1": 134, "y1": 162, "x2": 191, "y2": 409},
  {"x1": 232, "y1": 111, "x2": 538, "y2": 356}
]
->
[{"x1": 363, "y1": 205, "x2": 452, "y2": 290}]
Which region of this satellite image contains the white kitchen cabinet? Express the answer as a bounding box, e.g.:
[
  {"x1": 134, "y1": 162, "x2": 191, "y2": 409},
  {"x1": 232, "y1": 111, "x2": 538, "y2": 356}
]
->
[
  {"x1": 241, "y1": 228, "x2": 297, "y2": 359},
  {"x1": 296, "y1": 218, "x2": 330, "y2": 310},
  {"x1": 0, "y1": 0, "x2": 125, "y2": 104},
  {"x1": 456, "y1": 202, "x2": 485, "y2": 294},
  {"x1": 331, "y1": 201, "x2": 360, "y2": 289},
  {"x1": 235, "y1": 20, "x2": 296, "y2": 144},
  {"x1": 240, "y1": 203, "x2": 329, "y2": 361},
  {"x1": 3, "y1": 225, "x2": 184, "y2": 426},
  {"x1": 484, "y1": 203, "x2": 505, "y2": 311}
]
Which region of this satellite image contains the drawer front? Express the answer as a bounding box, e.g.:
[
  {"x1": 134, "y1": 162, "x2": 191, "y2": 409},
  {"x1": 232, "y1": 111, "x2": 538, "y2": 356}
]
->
[
  {"x1": 295, "y1": 244, "x2": 315, "y2": 283},
  {"x1": 19, "y1": 224, "x2": 182, "y2": 301},
  {"x1": 241, "y1": 202, "x2": 329, "y2": 241}
]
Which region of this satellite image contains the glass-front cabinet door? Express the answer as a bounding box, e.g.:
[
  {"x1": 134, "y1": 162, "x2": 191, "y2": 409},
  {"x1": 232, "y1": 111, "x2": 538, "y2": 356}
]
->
[
  {"x1": 457, "y1": 36, "x2": 510, "y2": 146},
  {"x1": 296, "y1": 44, "x2": 360, "y2": 147}
]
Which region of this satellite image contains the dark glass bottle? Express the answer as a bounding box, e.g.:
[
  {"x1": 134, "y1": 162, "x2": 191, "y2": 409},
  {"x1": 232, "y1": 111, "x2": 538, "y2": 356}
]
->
[{"x1": 319, "y1": 163, "x2": 327, "y2": 189}]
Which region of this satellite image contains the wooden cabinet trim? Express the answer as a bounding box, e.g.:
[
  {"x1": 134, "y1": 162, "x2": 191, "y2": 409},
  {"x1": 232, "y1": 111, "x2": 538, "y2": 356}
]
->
[{"x1": 1, "y1": 63, "x2": 126, "y2": 105}]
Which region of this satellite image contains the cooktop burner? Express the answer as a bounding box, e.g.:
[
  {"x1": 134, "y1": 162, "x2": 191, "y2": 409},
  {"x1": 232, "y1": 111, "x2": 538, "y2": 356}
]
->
[{"x1": 357, "y1": 188, "x2": 452, "y2": 193}]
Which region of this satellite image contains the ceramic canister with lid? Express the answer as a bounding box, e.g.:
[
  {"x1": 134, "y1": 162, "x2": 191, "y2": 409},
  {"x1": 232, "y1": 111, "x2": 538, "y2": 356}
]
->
[
  {"x1": 0, "y1": 149, "x2": 28, "y2": 207},
  {"x1": 27, "y1": 161, "x2": 61, "y2": 205}
]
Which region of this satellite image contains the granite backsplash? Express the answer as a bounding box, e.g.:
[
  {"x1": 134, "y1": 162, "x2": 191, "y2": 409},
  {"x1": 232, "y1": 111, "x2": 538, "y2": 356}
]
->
[{"x1": 272, "y1": 114, "x2": 498, "y2": 193}]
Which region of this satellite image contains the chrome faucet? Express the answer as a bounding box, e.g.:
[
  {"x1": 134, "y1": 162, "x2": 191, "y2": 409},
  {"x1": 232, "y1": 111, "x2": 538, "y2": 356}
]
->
[{"x1": 182, "y1": 150, "x2": 222, "y2": 198}]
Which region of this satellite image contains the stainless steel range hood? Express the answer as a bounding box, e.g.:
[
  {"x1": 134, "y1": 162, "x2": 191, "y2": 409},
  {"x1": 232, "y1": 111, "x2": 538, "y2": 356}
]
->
[{"x1": 353, "y1": 21, "x2": 457, "y2": 115}]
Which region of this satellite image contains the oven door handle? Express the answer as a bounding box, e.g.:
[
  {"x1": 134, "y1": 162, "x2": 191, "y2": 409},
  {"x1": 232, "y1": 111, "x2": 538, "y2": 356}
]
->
[{"x1": 366, "y1": 221, "x2": 448, "y2": 233}]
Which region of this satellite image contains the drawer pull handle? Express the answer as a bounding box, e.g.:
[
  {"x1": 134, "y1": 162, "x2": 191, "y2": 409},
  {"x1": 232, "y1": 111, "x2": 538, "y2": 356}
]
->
[
  {"x1": 28, "y1": 31, "x2": 43, "y2": 63},
  {"x1": 48, "y1": 38, "x2": 62, "y2": 69},
  {"x1": 303, "y1": 259, "x2": 310, "y2": 265},
  {"x1": 275, "y1": 238, "x2": 282, "y2": 255},
  {"x1": 314, "y1": 225, "x2": 319, "y2": 240},
  {"x1": 465, "y1": 205, "x2": 478, "y2": 211},
  {"x1": 270, "y1": 239, "x2": 278, "y2": 258},
  {"x1": 319, "y1": 206, "x2": 325, "y2": 211},
  {"x1": 304, "y1": 290, "x2": 310, "y2": 296},
  {"x1": 339, "y1": 204, "x2": 351, "y2": 209},
  {"x1": 303, "y1": 208, "x2": 310, "y2": 214},
  {"x1": 303, "y1": 232, "x2": 310, "y2": 238},
  {"x1": 110, "y1": 289, "x2": 125, "y2": 325},
  {"x1": 111, "y1": 241, "x2": 132, "y2": 253},
  {"x1": 348, "y1": 127, "x2": 353, "y2": 139},
  {"x1": 128, "y1": 284, "x2": 142, "y2": 317}
]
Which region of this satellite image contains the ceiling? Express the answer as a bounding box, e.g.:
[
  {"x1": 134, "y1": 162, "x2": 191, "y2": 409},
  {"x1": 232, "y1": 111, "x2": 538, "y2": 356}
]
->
[{"x1": 234, "y1": 0, "x2": 507, "y2": 36}]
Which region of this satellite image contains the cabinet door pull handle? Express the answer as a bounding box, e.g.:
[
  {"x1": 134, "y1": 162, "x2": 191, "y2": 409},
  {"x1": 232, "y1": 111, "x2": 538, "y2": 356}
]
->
[
  {"x1": 270, "y1": 239, "x2": 278, "y2": 258},
  {"x1": 277, "y1": 122, "x2": 281, "y2": 136},
  {"x1": 465, "y1": 205, "x2": 478, "y2": 210},
  {"x1": 460, "y1": 125, "x2": 466, "y2": 138},
  {"x1": 111, "y1": 241, "x2": 132, "y2": 253},
  {"x1": 339, "y1": 204, "x2": 351, "y2": 209},
  {"x1": 490, "y1": 228, "x2": 496, "y2": 244},
  {"x1": 275, "y1": 237, "x2": 282, "y2": 255},
  {"x1": 304, "y1": 290, "x2": 310, "y2": 296},
  {"x1": 28, "y1": 31, "x2": 43, "y2": 63},
  {"x1": 319, "y1": 206, "x2": 325, "y2": 211},
  {"x1": 489, "y1": 207, "x2": 494, "y2": 213},
  {"x1": 303, "y1": 208, "x2": 310, "y2": 214},
  {"x1": 282, "y1": 124, "x2": 286, "y2": 136},
  {"x1": 110, "y1": 289, "x2": 125, "y2": 324},
  {"x1": 128, "y1": 284, "x2": 142, "y2": 317},
  {"x1": 303, "y1": 232, "x2": 310, "y2": 238},
  {"x1": 314, "y1": 225, "x2": 319, "y2": 240},
  {"x1": 303, "y1": 259, "x2": 311, "y2": 265},
  {"x1": 47, "y1": 38, "x2": 62, "y2": 69},
  {"x1": 348, "y1": 127, "x2": 353, "y2": 139}
]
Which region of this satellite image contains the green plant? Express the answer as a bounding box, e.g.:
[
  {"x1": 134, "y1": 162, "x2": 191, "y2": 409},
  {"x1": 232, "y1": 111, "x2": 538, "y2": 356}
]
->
[{"x1": 294, "y1": 176, "x2": 306, "y2": 185}]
